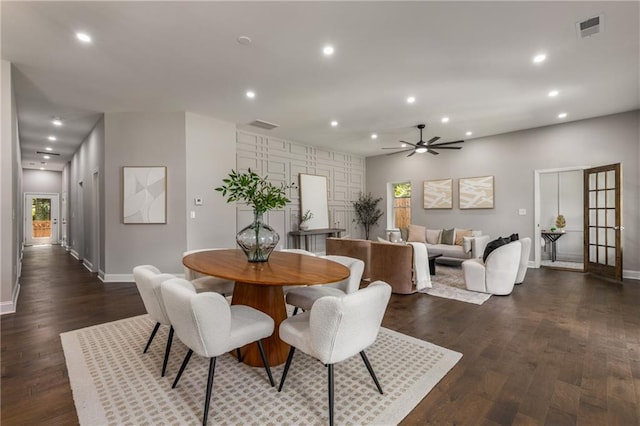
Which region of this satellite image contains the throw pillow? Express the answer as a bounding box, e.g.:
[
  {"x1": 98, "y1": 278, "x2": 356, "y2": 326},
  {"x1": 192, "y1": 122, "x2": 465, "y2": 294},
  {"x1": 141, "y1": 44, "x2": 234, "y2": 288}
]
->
[
  {"x1": 426, "y1": 229, "x2": 442, "y2": 245},
  {"x1": 399, "y1": 227, "x2": 408, "y2": 242},
  {"x1": 454, "y1": 228, "x2": 472, "y2": 246},
  {"x1": 462, "y1": 236, "x2": 473, "y2": 253},
  {"x1": 509, "y1": 233, "x2": 519, "y2": 241},
  {"x1": 482, "y1": 237, "x2": 510, "y2": 263},
  {"x1": 441, "y1": 228, "x2": 455, "y2": 245},
  {"x1": 407, "y1": 224, "x2": 426, "y2": 243}
]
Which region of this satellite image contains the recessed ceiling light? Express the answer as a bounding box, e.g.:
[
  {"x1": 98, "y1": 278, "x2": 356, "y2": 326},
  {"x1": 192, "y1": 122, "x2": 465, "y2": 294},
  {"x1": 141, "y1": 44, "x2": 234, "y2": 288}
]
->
[
  {"x1": 371, "y1": 133, "x2": 378, "y2": 140},
  {"x1": 323, "y1": 45, "x2": 334, "y2": 56},
  {"x1": 43, "y1": 155, "x2": 51, "y2": 159},
  {"x1": 558, "y1": 112, "x2": 567, "y2": 119},
  {"x1": 39, "y1": 167, "x2": 45, "y2": 171},
  {"x1": 330, "y1": 120, "x2": 338, "y2": 127},
  {"x1": 406, "y1": 96, "x2": 416, "y2": 104},
  {"x1": 75, "y1": 32, "x2": 92, "y2": 43},
  {"x1": 246, "y1": 91, "x2": 255, "y2": 99},
  {"x1": 45, "y1": 147, "x2": 53, "y2": 151},
  {"x1": 237, "y1": 36, "x2": 252, "y2": 45},
  {"x1": 533, "y1": 53, "x2": 546, "y2": 64},
  {"x1": 466, "y1": 131, "x2": 473, "y2": 136},
  {"x1": 548, "y1": 90, "x2": 559, "y2": 97},
  {"x1": 441, "y1": 117, "x2": 450, "y2": 123},
  {"x1": 415, "y1": 147, "x2": 428, "y2": 154},
  {"x1": 52, "y1": 119, "x2": 63, "y2": 126},
  {"x1": 48, "y1": 136, "x2": 57, "y2": 141}
]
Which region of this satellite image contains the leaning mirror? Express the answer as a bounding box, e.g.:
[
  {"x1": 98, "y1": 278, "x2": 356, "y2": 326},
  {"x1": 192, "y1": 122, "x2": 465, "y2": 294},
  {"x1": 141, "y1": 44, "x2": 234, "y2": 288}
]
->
[{"x1": 299, "y1": 174, "x2": 329, "y2": 230}]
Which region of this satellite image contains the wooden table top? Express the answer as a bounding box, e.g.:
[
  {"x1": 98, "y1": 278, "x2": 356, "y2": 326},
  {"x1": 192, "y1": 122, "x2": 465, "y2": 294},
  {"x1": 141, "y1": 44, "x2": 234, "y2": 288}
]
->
[{"x1": 183, "y1": 249, "x2": 350, "y2": 286}]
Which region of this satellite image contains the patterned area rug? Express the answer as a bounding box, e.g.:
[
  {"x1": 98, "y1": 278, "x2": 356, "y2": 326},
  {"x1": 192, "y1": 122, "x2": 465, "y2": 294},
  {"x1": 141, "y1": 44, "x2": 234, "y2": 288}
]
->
[
  {"x1": 61, "y1": 314, "x2": 462, "y2": 425},
  {"x1": 419, "y1": 264, "x2": 492, "y2": 305}
]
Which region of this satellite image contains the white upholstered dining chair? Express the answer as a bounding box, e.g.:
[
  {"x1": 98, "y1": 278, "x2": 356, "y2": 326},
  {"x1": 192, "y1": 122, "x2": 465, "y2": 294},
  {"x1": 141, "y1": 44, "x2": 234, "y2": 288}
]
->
[
  {"x1": 183, "y1": 249, "x2": 235, "y2": 296},
  {"x1": 161, "y1": 278, "x2": 275, "y2": 426},
  {"x1": 285, "y1": 255, "x2": 364, "y2": 315},
  {"x1": 132, "y1": 265, "x2": 176, "y2": 377},
  {"x1": 278, "y1": 281, "x2": 392, "y2": 426}
]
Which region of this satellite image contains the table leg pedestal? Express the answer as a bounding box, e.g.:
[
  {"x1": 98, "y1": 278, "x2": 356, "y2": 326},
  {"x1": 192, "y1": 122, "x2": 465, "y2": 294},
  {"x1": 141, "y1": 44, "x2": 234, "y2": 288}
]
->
[{"x1": 231, "y1": 282, "x2": 290, "y2": 367}]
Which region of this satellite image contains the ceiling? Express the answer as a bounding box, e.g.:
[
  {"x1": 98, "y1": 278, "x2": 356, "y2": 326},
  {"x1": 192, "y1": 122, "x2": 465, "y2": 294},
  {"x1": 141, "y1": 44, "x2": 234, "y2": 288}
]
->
[{"x1": 3, "y1": 1, "x2": 639, "y2": 171}]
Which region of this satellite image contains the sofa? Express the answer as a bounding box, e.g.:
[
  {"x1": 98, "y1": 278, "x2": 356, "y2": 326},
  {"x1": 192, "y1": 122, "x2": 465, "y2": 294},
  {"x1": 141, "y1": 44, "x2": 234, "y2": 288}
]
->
[{"x1": 395, "y1": 225, "x2": 490, "y2": 263}]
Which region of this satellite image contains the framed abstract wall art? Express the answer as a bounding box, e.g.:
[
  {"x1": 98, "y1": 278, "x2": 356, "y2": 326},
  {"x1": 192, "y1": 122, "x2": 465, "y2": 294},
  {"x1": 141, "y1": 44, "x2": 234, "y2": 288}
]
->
[
  {"x1": 423, "y1": 178, "x2": 453, "y2": 209},
  {"x1": 122, "y1": 166, "x2": 167, "y2": 224},
  {"x1": 459, "y1": 175, "x2": 494, "y2": 209}
]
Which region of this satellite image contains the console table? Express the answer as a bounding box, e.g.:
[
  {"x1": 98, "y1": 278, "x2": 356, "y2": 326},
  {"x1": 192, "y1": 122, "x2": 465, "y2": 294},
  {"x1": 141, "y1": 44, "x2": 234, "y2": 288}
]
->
[
  {"x1": 289, "y1": 228, "x2": 346, "y2": 251},
  {"x1": 541, "y1": 231, "x2": 565, "y2": 262}
]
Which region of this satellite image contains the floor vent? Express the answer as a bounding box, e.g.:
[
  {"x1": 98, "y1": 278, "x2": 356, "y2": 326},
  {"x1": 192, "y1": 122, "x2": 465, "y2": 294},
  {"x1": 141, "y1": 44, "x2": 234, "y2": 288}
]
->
[
  {"x1": 249, "y1": 119, "x2": 279, "y2": 130},
  {"x1": 576, "y1": 14, "x2": 603, "y2": 38}
]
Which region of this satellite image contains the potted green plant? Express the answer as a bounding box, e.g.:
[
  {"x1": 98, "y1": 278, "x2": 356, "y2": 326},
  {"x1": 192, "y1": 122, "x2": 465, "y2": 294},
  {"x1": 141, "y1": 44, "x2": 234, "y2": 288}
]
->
[
  {"x1": 352, "y1": 192, "x2": 383, "y2": 240},
  {"x1": 299, "y1": 209, "x2": 313, "y2": 230},
  {"x1": 216, "y1": 169, "x2": 296, "y2": 262}
]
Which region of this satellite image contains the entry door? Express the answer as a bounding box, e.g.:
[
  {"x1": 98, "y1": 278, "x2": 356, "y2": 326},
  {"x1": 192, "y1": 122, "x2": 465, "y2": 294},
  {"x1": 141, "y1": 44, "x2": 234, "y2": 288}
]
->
[
  {"x1": 25, "y1": 194, "x2": 59, "y2": 245},
  {"x1": 584, "y1": 164, "x2": 622, "y2": 280}
]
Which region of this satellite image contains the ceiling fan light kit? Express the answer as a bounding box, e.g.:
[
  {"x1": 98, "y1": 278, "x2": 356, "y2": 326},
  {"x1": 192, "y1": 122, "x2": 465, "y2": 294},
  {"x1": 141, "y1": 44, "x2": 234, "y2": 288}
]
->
[{"x1": 382, "y1": 124, "x2": 464, "y2": 157}]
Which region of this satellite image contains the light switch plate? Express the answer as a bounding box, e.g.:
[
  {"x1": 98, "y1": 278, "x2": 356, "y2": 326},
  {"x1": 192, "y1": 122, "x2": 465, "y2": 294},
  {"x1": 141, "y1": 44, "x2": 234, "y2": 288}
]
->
[{"x1": 518, "y1": 208, "x2": 526, "y2": 216}]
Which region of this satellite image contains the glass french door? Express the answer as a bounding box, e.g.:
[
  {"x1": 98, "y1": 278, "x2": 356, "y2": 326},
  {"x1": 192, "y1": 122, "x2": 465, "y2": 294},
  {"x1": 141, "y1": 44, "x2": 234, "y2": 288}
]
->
[
  {"x1": 25, "y1": 193, "x2": 59, "y2": 245},
  {"x1": 584, "y1": 164, "x2": 622, "y2": 280}
]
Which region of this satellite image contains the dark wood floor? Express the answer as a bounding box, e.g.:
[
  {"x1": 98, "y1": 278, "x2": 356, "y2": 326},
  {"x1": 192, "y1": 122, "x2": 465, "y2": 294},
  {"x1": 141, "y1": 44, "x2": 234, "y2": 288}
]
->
[{"x1": 2, "y1": 246, "x2": 639, "y2": 425}]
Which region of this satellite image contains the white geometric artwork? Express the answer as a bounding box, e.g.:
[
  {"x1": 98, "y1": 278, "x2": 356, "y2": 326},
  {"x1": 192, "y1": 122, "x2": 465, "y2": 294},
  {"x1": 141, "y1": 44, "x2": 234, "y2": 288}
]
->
[
  {"x1": 459, "y1": 175, "x2": 494, "y2": 209},
  {"x1": 423, "y1": 179, "x2": 453, "y2": 209},
  {"x1": 122, "y1": 166, "x2": 167, "y2": 224}
]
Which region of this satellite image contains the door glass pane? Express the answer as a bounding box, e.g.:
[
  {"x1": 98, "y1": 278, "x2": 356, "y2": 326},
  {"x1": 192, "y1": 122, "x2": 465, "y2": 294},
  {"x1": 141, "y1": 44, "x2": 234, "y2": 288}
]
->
[
  {"x1": 590, "y1": 227, "x2": 597, "y2": 243},
  {"x1": 606, "y1": 170, "x2": 615, "y2": 189},
  {"x1": 589, "y1": 173, "x2": 596, "y2": 190},
  {"x1": 607, "y1": 228, "x2": 615, "y2": 244},
  {"x1": 607, "y1": 248, "x2": 616, "y2": 265},
  {"x1": 598, "y1": 209, "x2": 605, "y2": 226},
  {"x1": 598, "y1": 227, "x2": 605, "y2": 243},
  {"x1": 606, "y1": 190, "x2": 615, "y2": 208},
  {"x1": 607, "y1": 210, "x2": 615, "y2": 227},
  {"x1": 589, "y1": 246, "x2": 597, "y2": 262},
  {"x1": 589, "y1": 209, "x2": 596, "y2": 224},
  {"x1": 31, "y1": 198, "x2": 51, "y2": 238},
  {"x1": 597, "y1": 172, "x2": 605, "y2": 189},
  {"x1": 597, "y1": 190, "x2": 604, "y2": 208},
  {"x1": 589, "y1": 192, "x2": 596, "y2": 208},
  {"x1": 598, "y1": 246, "x2": 606, "y2": 264}
]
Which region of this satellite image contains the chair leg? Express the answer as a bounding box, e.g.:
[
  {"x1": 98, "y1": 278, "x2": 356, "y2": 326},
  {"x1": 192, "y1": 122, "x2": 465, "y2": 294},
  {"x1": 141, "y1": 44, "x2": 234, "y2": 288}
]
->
[
  {"x1": 328, "y1": 364, "x2": 334, "y2": 426},
  {"x1": 292, "y1": 307, "x2": 299, "y2": 316},
  {"x1": 161, "y1": 326, "x2": 174, "y2": 377},
  {"x1": 236, "y1": 348, "x2": 243, "y2": 362},
  {"x1": 256, "y1": 340, "x2": 275, "y2": 387},
  {"x1": 202, "y1": 357, "x2": 216, "y2": 426},
  {"x1": 144, "y1": 322, "x2": 161, "y2": 353},
  {"x1": 360, "y1": 351, "x2": 383, "y2": 394},
  {"x1": 172, "y1": 349, "x2": 193, "y2": 389},
  {"x1": 278, "y1": 346, "x2": 296, "y2": 392}
]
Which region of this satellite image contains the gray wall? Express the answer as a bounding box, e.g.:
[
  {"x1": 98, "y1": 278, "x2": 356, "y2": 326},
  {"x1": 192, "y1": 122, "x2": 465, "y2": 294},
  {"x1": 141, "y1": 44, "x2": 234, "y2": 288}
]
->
[
  {"x1": 0, "y1": 60, "x2": 24, "y2": 313},
  {"x1": 185, "y1": 112, "x2": 236, "y2": 250},
  {"x1": 104, "y1": 112, "x2": 187, "y2": 277},
  {"x1": 366, "y1": 110, "x2": 640, "y2": 275},
  {"x1": 23, "y1": 169, "x2": 62, "y2": 194}
]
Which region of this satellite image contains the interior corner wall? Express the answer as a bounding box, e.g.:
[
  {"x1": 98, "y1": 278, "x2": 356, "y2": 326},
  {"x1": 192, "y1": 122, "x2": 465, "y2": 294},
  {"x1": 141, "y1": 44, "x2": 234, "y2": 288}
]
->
[
  {"x1": 236, "y1": 130, "x2": 365, "y2": 253},
  {"x1": 61, "y1": 164, "x2": 70, "y2": 248},
  {"x1": 0, "y1": 60, "x2": 23, "y2": 313},
  {"x1": 185, "y1": 112, "x2": 236, "y2": 250},
  {"x1": 366, "y1": 110, "x2": 640, "y2": 274},
  {"x1": 104, "y1": 112, "x2": 187, "y2": 277}
]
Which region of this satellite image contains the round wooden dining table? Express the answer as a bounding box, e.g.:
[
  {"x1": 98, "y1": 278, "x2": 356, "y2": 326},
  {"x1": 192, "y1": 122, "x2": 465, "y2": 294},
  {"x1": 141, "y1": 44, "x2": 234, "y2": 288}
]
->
[{"x1": 182, "y1": 249, "x2": 350, "y2": 366}]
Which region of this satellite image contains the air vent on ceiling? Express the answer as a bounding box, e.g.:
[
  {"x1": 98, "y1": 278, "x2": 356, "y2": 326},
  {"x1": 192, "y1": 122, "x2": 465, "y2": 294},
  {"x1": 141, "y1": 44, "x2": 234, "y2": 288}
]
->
[
  {"x1": 36, "y1": 151, "x2": 60, "y2": 155},
  {"x1": 576, "y1": 14, "x2": 603, "y2": 38},
  {"x1": 248, "y1": 119, "x2": 279, "y2": 130}
]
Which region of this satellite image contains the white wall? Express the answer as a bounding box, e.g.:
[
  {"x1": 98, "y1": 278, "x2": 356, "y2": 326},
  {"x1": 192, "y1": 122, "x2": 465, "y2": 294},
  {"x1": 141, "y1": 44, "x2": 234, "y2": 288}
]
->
[
  {"x1": 23, "y1": 169, "x2": 62, "y2": 194},
  {"x1": 185, "y1": 113, "x2": 236, "y2": 250},
  {"x1": 366, "y1": 111, "x2": 640, "y2": 277},
  {"x1": 104, "y1": 112, "x2": 187, "y2": 277},
  {"x1": 236, "y1": 130, "x2": 365, "y2": 253}
]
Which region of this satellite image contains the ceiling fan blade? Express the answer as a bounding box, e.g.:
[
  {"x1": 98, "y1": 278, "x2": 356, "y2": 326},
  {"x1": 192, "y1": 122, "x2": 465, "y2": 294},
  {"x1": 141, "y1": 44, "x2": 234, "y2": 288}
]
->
[
  {"x1": 427, "y1": 149, "x2": 440, "y2": 155},
  {"x1": 385, "y1": 148, "x2": 414, "y2": 156},
  {"x1": 407, "y1": 150, "x2": 417, "y2": 157},
  {"x1": 430, "y1": 140, "x2": 465, "y2": 147},
  {"x1": 426, "y1": 136, "x2": 440, "y2": 144},
  {"x1": 399, "y1": 140, "x2": 418, "y2": 147},
  {"x1": 430, "y1": 146, "x2": 463, "y2": 150},
  {"x1": 382, "y1": 147, "x2": 406, "y2": 150}
]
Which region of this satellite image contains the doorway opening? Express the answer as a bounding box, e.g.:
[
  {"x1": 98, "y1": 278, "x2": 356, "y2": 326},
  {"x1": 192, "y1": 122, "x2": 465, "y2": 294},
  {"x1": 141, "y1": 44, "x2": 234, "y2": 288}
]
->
[{"x1": 24, "y1": 193, "x2": 59, "y2": 246}]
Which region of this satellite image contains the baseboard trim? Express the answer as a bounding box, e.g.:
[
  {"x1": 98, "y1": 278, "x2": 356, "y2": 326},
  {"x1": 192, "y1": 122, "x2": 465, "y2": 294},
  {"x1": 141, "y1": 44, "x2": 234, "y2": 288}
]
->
[
  {"x1": 70, "y1": 249, "x2": 80, "y2": 261},
  {"x1": 623, "y1": 270, "x2": 640, "y2": 281},
  {"x1": 82, "y1": 260, "x2": 94, "y2": 273},
  {"x1": 98, "y1": 269, "x2": 106, "y2": 282},
  {"x1": 0, "y1": 281, "x2": 21, "y2": 315}
]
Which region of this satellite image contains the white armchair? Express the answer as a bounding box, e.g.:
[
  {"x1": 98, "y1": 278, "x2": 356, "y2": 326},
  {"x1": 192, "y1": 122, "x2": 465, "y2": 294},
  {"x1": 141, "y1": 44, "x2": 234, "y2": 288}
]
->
[
  {"x1": 278, "y1": 281, "x2": 392, "y2": 426},
  {"x1": 462, "y1": 240, "x2": 521, "y2": 295},
  {"x1": 515, "y1": 237, "x2": 531, "y2": 284}
]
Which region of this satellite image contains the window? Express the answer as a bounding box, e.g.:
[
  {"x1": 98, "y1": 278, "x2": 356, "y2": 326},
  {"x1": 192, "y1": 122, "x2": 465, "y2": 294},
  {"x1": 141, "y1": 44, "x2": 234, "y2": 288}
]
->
[{"x1": 393, "y1": 183, "x2": 411, "y2": 229}]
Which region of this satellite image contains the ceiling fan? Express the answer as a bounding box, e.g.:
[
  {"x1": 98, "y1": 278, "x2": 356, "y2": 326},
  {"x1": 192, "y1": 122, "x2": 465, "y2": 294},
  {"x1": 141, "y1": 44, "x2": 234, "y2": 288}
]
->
[{"x1": 382, "y1": 124, "x2": 464, "y2": 157}]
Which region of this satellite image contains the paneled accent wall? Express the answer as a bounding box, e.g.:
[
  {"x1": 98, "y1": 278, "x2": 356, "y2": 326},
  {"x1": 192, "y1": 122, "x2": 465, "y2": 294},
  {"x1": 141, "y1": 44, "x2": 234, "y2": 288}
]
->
[{"x1": 236, "y1": 130, "x2": 365, "y2": 253}]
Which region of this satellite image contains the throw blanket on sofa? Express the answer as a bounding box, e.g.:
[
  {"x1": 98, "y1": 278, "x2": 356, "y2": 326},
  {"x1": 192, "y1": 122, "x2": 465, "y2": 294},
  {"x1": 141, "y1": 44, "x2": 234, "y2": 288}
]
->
[{"x1": 408, "y1": 242, "x2": 432, "y2": 290}]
